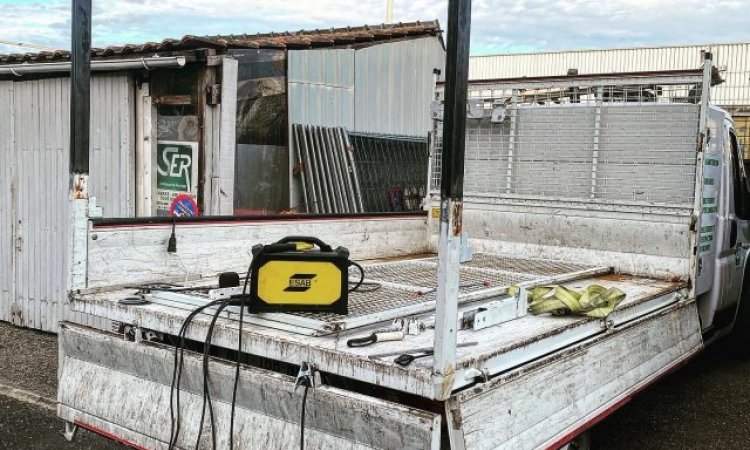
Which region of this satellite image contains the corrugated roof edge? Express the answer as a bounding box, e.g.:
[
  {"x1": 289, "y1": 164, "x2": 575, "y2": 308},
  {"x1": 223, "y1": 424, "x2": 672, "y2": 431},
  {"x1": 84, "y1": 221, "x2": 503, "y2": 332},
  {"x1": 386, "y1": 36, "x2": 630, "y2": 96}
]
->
[{"x1": 0, "y1": 20, "x2": 441, "y2": 64}]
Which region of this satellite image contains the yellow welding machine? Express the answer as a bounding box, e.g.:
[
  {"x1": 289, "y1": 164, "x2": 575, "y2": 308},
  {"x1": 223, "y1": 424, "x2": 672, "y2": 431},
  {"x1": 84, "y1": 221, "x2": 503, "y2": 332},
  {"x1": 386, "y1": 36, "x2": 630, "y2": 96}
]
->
[{"x1": 247, "y1": 236, "x2": 350, "y2": 314}]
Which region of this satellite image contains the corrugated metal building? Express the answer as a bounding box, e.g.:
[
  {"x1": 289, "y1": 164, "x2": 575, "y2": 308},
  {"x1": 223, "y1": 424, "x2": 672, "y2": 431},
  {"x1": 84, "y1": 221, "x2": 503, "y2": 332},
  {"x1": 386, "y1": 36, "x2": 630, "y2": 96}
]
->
[
  {"x1": 469, "y1": 43, "x2": 750, "y2": 150},
  {"x1": 0, "y1": 21, "x2": 444, "y2": 331}
]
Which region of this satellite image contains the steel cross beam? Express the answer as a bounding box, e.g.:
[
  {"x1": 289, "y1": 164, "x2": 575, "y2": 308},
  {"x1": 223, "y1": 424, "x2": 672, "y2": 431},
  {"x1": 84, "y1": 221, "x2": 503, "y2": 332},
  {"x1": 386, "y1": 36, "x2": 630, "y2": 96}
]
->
[{"x1": 433, "y1": 0, "x2": 472, "y2": 397}]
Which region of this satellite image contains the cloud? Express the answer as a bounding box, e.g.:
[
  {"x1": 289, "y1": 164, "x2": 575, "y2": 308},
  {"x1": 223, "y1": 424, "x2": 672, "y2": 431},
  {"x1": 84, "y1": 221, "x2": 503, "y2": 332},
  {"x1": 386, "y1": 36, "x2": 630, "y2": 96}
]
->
[{"x1": 0, "y1": 0, "x2": 748, "y2": 55}]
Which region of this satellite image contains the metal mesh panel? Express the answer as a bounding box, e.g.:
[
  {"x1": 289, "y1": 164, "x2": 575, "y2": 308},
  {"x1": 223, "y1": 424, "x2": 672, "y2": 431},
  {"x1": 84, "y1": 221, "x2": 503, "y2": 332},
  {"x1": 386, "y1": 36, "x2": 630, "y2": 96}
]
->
[
  {"x1": 431, "y1": 78, "x2": 704, "y2": 206},
  {"x1": 349, "y1": 132, "x2": 428, "y2": 212},
  {"x1": 360, "y1": 260, "x2": 534, "y2": 290},
  {"x1": 460, "y1": 253, "x2": 593, "y2": 275},
  {"x1": 288, "y1": 285, "x2": 424, "y2": 320}
]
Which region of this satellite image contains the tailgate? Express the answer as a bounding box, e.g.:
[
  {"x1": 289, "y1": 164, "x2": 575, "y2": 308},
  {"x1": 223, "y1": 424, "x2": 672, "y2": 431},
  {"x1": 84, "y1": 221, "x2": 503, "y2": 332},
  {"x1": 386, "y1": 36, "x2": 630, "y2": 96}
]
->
[{"x1": 58, "y1": 323, "x2": 442, "y2": 450}]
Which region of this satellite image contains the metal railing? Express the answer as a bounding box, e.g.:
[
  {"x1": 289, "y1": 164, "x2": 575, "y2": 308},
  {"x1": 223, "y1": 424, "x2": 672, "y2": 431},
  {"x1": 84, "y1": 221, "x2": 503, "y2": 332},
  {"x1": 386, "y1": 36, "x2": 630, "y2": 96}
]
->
[{"x1": 431, "y1": 72, "x2": 707, "y2": 207}]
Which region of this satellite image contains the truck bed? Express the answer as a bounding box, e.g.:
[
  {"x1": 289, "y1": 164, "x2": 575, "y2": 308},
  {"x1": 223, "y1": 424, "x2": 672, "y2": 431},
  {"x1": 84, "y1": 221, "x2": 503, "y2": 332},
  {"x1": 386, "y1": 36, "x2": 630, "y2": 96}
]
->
[{"x1": 70, "y1": 252, "x2": 688, "y2": 399}]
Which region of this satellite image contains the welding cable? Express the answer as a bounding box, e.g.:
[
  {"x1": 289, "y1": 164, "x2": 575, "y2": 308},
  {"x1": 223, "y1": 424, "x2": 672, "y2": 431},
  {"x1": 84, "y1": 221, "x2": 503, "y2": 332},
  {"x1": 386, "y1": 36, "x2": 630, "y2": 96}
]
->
[
  {"x1": 348, "y1": 261, "x2": 366, "y2": 293},
  {"x1": 195, "y1": 298, "x2": 234, "y2": 450},
  {"x1": 300, "y1": 382, "x2": 310, "y2": 450},
  {"x1": 168, "y1": 299, "x2": 224, "y2": 450},
  {"x1": 229, "y1": 259, "x2": 253, "y2": 450}
]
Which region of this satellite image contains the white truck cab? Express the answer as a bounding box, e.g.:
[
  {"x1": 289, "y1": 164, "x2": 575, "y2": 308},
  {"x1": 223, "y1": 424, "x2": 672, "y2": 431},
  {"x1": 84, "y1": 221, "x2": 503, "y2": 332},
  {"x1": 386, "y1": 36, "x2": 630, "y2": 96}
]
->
[{"x1": 699, "y1": 106, "x2": 750, "y2": 344}]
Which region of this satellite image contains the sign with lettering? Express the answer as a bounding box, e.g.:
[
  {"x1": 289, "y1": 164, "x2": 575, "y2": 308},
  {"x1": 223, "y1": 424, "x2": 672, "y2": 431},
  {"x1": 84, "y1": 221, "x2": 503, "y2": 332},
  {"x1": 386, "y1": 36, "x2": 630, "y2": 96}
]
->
[{"x1": 156, "y1": 141, "x2": 198, "y2": 216}]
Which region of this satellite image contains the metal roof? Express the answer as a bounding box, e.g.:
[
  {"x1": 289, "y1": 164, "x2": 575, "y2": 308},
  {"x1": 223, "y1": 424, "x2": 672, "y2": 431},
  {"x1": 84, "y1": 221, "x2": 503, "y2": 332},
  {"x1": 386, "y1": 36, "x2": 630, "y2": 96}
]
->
[{"x1": 0, "y1": 20, "x2": 441, "y2": 64}]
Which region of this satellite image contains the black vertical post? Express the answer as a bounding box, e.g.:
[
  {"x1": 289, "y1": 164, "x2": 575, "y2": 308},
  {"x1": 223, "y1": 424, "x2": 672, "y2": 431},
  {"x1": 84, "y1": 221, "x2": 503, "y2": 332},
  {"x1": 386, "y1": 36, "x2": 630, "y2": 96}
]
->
[
  {"x1": 433, "y1": 0, "x2": 472, "y2": 379},
  {"x1": 440, "y1": 0, "x2": 471, "y2": 204},
  {"x1": 70, "y1": 0, "x2": 91, "y2": 175}
]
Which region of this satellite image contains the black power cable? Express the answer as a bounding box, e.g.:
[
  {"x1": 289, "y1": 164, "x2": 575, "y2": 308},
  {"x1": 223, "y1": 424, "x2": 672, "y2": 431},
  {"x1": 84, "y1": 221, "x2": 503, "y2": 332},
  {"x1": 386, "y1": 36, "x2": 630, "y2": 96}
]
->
[
  {"x1": 195, "y1": 299, "x2": 233, "y2": 450},
  {"x1": 300, "y1": 382, "x2": 310, "y2": 450},
  {"x1": 229, "y1": 259, "x2": 252, "y2": 449},
  {"x1": 168, "y1": 299, "x2": 224, "y2": 450}
]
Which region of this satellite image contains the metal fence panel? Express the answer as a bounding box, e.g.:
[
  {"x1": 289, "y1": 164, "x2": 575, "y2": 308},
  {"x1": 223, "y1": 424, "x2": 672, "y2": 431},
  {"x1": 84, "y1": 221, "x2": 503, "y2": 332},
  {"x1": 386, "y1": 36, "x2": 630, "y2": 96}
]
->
[
  {"x1": 432, "y1": 77, "x2": 702, "y2": 207},
  {"x1": 470, "y1": 44, "x2": 750, "y2": 104},
  {"x1": 349, "y1": 132, "x2": 428, "y2": 212}
]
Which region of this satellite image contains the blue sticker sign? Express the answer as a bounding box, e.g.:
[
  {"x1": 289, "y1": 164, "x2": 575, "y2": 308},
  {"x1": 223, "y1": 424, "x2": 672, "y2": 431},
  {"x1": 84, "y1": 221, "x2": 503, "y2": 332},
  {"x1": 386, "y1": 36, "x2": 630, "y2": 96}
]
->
[{"x1": 170, "y1": 193, "x2": 199, "y2": 217}]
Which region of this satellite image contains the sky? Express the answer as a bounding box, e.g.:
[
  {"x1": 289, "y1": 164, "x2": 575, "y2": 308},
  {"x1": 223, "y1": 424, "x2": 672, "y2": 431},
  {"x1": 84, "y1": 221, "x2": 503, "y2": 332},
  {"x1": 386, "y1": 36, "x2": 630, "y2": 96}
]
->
[{"x1": 0, "y1": 0, "x2": 748, "y2": 56}]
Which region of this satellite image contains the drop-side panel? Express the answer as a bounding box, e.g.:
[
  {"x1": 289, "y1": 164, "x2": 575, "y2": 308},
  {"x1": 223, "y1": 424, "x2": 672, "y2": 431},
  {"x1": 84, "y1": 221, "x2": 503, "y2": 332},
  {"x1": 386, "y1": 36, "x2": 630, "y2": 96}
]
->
[
  {"x1": 58, "y1": 323, "x2": 441, "y2": 450},
  {"x1": 449, "y1": 301, "x2": 702, "y2": 450}
]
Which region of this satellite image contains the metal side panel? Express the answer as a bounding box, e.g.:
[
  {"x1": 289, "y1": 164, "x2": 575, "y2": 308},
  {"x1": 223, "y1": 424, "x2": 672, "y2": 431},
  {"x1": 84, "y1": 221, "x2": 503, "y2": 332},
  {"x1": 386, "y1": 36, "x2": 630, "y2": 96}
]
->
[
  {"x1": 58, "y1": 323, "x2": 441, "y2": 450},
  {"x1": 448, "y1": 300, "x2": 702, "y2": 450}
]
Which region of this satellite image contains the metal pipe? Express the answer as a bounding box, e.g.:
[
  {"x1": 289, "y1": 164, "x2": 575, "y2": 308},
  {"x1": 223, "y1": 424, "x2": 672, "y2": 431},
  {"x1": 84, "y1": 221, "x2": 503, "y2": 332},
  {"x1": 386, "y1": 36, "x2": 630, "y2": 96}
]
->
[
  {"x1": 70, "y1": 0, "x2": 91, "y2": 178},
  {"x1": 342, "y1": 130, "x2": 365, "y2": 213},
  {"x1": 326, "y1": 127, "x2": 351, "y2": 213},
  {"x1": 292, "y1": 125, "x2": 311, "y2": 213},
  {"x1": 433, "y1": 0, "x2": 472, "y2": 392},
  {"x1": 334, "y1": 128, "x2": 359, "y2": 213},
  {"x1": 0, "y1": 56, "x2": 187, "y2": 77},
  {"x1": 307, "y1": 126, "x2": 332, "y2": 213},
  {"x1": 299, "y1": 125, "x2": 321, "y2": 214}
]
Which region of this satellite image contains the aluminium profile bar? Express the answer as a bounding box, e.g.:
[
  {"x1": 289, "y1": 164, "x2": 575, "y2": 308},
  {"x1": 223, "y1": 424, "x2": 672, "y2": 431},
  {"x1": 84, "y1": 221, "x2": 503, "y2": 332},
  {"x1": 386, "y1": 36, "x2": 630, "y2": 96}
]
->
[{"x1": 0, "y1": 56, "x2": 186, "y2": 77}]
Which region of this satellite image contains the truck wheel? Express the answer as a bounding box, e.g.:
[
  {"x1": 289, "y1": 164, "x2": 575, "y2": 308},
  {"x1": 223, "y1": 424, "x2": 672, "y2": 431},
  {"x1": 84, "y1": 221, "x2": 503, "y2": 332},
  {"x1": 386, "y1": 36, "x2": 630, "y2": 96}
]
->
[
  {"x1": 558, "y1": 432, "x2": 590, "y2": 450},
  {"x1": 730, "y1": 268, "x2": 750, "y2": 359}
]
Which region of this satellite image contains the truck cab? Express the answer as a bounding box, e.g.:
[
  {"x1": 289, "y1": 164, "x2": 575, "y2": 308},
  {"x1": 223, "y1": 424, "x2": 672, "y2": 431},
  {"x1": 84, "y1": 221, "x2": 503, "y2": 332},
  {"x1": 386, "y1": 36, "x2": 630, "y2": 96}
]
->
[{"x1": 699, "y1": 106, "x2": 750, "y2": 342}]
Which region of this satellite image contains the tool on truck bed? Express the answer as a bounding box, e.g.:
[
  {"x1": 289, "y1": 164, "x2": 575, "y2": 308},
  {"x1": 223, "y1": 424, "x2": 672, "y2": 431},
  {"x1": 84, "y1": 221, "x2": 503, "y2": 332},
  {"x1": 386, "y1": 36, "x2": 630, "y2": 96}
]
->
[
  {"x1": 246, "y1": 236, "x2": 354, "y2": 314},
  {"x1": 168, "y1": 236, "x2": 364, "y2": 450}
]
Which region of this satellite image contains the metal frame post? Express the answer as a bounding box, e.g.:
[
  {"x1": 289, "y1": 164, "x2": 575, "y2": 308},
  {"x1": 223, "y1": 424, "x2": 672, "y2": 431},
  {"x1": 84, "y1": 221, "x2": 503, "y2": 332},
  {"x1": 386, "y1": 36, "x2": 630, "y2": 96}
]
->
[
  {"x1": 433, "y1": 0, "x2": 472, "y2": 395},
  {"x1": 70, "y1": 0, "x2": 91, "y2": 198}
]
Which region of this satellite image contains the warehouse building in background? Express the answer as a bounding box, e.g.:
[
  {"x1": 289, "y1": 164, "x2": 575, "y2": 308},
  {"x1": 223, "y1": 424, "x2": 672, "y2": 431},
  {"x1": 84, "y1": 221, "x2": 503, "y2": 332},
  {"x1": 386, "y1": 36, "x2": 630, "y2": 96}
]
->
[{"x1": 469, "y1": 43, "x2": 750, "y2": 152}]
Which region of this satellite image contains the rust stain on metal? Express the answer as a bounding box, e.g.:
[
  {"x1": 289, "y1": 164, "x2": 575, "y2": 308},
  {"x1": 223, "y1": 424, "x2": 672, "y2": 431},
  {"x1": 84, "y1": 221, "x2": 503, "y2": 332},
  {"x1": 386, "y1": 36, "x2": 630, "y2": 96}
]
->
[
  {"x1": 451, "y1": 201, "x2": 463, "y2": 236},
  {"x1": 73, "y1": 178, "x2": 87, "y2": 199}
]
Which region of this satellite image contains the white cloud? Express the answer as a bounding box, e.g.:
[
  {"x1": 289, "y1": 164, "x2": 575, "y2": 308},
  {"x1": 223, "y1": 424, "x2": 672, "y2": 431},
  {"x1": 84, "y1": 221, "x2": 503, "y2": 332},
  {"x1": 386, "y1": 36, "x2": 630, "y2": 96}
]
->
[{"x1": 0, "y1": 0, "x2": 748, "y2": 55}]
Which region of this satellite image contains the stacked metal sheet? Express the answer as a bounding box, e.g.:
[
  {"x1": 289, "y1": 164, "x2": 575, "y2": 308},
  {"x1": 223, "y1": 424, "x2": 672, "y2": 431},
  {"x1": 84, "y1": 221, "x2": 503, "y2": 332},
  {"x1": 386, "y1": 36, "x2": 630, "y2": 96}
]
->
[{"x1": 292, "y1": 124, "x2": 364, "y2": 214}]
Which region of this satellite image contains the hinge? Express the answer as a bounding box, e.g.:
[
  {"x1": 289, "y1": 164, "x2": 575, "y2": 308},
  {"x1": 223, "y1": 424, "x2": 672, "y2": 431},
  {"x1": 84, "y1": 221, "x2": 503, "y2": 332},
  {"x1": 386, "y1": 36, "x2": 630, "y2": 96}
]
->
[{"x1": 206, "y1": 84, "x2": 221, "y2": 105}]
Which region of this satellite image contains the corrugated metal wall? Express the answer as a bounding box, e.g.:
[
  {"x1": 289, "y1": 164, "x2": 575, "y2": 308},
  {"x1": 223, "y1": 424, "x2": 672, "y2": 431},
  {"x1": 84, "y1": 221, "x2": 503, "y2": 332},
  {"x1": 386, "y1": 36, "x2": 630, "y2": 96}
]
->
[
  {"x1": 288, "y1": 49, "x2": 355, "y2": 129},
  {"x1": 354, "y1": 37, "x2": 445, "y2": 136},
  {"x1": 0, "y1": 81, "x2": 14, "y2": 325},
  {"x1": 0, "y1": 74, "x2": 133, "y2": 332},
  {"x1": 469, "y1": 43, "x2": 750, "y2": 108},
  {"x1": 288, "y1": 37, "x2": 445, "y2": 137},
  {"x1": 90, "y1": 75, "x2": 134, "y2": 216}
]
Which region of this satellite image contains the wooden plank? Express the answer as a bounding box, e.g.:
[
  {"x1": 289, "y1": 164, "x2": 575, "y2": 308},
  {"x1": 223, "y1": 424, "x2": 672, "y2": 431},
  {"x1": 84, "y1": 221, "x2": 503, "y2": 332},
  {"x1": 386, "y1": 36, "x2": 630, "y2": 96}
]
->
[
  {"x1": 452, "y1": 301, "x2": 702, "y2": 450},
  {"x1": 59, "y1": 323, "x2": 441, "y2": 450},
  {"x1": 152, "y1": 94, "x2": 192, "y2": 105},
  {"x1": 218, "y1": 57, "x2": 237, "y2": 215}
]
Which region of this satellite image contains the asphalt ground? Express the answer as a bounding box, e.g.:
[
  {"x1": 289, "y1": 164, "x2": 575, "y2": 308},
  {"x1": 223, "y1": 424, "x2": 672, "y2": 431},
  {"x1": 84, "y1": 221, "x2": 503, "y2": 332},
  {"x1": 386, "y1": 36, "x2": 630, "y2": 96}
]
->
[{"x1": 0, "y1": 321, "x2": 748, "y2": 449}]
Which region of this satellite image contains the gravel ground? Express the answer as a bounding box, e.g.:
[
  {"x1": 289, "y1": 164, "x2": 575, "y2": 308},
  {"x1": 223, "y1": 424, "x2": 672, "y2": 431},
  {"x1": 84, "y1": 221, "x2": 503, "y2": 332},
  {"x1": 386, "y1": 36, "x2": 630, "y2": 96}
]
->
[
  {"x1": 0, "y1": 395, "x2": 124, "y2": 449},
  {"x1": 0, "y1": 321, "x2": 748, "y2": 449},
  {"x1": 592, "y1": 343, "x2": 750, "y2": 449},
  {"x1": 0, "y1": 322, "x2": 57, "y2": 398}
]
